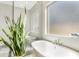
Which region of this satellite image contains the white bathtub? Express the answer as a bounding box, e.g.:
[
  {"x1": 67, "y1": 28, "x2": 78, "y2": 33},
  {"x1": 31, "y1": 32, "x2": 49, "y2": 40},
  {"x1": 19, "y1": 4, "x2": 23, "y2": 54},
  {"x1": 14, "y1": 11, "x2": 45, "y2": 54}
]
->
[{"x1": 31, "y1": 40, "x2": 79, "y2": 57}]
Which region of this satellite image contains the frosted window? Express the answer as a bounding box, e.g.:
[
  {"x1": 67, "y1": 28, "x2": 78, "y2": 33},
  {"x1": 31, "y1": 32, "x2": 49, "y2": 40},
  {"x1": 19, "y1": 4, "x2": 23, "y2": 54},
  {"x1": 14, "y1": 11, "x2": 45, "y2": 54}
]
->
[{"x1": 48, "y1": 1, "x2": 79, "y2": 35}]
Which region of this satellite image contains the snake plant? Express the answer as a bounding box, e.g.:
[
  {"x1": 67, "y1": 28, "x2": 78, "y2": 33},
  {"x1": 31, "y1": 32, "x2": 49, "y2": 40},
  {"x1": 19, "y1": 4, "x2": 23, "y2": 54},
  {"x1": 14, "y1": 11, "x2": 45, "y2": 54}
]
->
[{"x1": 0, "y1": 8, "x2": 27, "y2": 56}]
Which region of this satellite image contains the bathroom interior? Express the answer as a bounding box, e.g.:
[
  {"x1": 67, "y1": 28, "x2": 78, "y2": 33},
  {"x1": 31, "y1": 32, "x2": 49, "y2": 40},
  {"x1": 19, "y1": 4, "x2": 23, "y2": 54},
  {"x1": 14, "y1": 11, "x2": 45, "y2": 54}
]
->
[{"x1": 0, "y1": 1, "x2": 79, "y2": 57}]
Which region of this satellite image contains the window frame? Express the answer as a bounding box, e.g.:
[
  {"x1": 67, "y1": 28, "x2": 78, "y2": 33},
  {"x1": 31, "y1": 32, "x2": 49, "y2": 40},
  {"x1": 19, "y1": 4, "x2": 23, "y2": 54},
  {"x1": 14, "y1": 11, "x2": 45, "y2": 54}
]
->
[
  {"x1": 44, "y1": 1, "x2": 77, "y2": 37},
  {"x1": 45, "y1": 1, "x2": 58, "y2": 35}
]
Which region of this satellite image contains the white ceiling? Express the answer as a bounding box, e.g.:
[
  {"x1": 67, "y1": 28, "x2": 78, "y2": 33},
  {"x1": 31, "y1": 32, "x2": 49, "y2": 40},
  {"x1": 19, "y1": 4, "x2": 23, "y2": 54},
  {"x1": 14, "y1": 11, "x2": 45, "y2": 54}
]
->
[{"x1": 0, "y1": 1, "x2": 37, "y2": 10}]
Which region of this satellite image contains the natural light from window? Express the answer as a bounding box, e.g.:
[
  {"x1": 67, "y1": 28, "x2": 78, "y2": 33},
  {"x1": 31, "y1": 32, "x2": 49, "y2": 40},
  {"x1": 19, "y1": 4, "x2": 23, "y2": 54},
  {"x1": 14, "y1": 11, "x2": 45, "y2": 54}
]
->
[{"x1": 47, "y1": 1, "x2": 79, "y2": 35}]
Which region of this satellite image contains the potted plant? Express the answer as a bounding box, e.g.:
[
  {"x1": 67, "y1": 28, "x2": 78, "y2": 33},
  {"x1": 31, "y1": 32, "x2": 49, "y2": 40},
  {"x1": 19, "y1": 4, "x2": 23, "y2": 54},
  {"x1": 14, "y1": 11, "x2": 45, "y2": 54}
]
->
[{"x1": 0, "y1": 8, "x2": 27, "y2": 57}]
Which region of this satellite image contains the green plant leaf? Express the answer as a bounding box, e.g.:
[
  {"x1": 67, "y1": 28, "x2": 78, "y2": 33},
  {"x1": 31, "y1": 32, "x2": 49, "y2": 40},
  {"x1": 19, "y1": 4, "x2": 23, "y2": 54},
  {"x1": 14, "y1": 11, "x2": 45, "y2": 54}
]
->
[
  {"x1": 0, "y1": 39, "x2": 2, "y2": 42},
  {"x1": 5, "y1": 16, "x2": 10, "y2": 25},
  {"x1": 4, "y1": 16, "x2": 11, "y2": 29},
  {"x1": 2, "y1": 29, "x2": 12, "y2": 40},
  {"x1": 1, "y1": 37, "x2": 13, "y2": 51}
]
